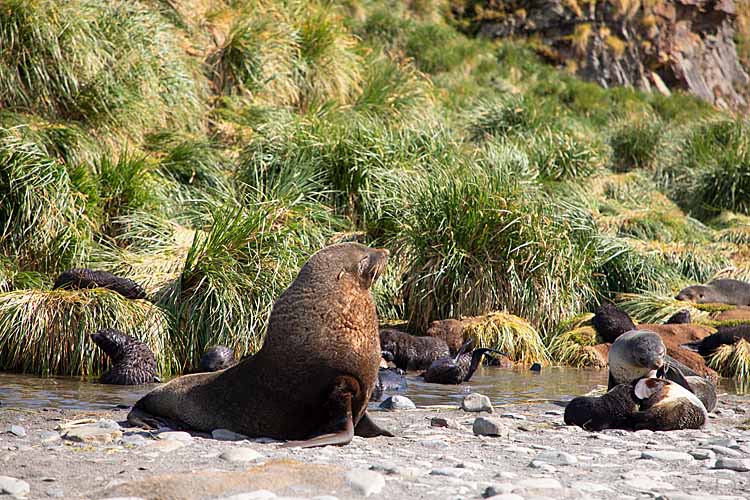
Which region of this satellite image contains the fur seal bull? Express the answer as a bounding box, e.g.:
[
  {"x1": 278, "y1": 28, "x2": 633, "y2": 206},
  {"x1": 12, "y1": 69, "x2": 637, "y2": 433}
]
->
[
  {"x1": 676, "y1": 279, "x2": 750, "y2": 306},
  {"x1": 127, "y1": 243, "x2": 392, "y2": 448},
  {"x1": 91, "y1": 328, "x2": 160, "y2": 385}
]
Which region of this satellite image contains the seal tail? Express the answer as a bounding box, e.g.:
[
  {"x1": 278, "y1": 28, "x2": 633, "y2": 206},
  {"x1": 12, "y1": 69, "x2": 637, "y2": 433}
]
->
[{"x1": 464, "y1": 348, "x2": 509, "y2": 382}]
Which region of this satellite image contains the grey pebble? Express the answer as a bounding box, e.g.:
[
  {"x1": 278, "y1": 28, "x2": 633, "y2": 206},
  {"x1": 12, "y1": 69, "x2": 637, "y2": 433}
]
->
[
  {"x1": 708, "y1": 445, "x2": 743, "y2": 457},
  {"x1": 690, "y1": 449, "x2": 716, "y2": 460},
  {"x1": 121, "y1": 434, "x2": 150, "y2": 447},
  {"x1": 641, "y1": 450, "x2": 694, "y2": 461},
  {"x1": 8, "y1": 425, "x2": 26, "y2": 437},
  {"x1": 462, "y1": 393, "x2": 494, "y2": 413},
  {"x1": 39, "y1": 431, "x2": 60, "y2": 444},
  {"x1": 714, "y1": 458, "x2": 750, "y2": 472},
  {"x1": 156, "y1": 431, "x2": 193, "y2": 442},
  {"x1": 219, "y1": 448, "x2": 264, "y2": 463},
  {"x1": 45, "y1": 487, "x2": 64, "y2": 498},
  {"x1": 473, "y1": 417, "x2": 509, "y2": 437},
  {"x1": 533, "y1": 450, "x2": 577, "y2": 465},
  {"x1": 0, "y1": 476, "x2": 31, "y2": 497},
  {"x1": 515, "y1": 478, "x2": 563, "y2": 490},
  {"x1": 345, "y1": 469, "x2": 385, "y2": 497},
  {"x1": 379, "y1": 395, "x2": 416, "y2": 410}
]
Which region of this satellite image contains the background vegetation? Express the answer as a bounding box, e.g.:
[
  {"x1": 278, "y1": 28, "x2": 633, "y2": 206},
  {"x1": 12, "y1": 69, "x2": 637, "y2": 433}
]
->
[{"x1": 1, "y1": 0, "x2": 748, "y2": 378}]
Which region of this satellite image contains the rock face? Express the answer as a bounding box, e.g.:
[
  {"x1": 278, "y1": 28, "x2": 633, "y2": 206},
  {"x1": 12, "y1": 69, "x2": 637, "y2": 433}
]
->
[{"x1": 459, "y1": 0, "x2": 749, "y2": 110}]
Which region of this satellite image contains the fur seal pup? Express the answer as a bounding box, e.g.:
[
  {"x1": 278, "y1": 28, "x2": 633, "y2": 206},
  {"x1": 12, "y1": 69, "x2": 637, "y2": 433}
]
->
[
  {"x1": 379, "y1": 329, "x2": 450, "y2": 371},
  {"x1": 197, "y1": 346, "x2": 236, "y2": 372},
  {"x1": 128, "y1": 243, "x2": 392, "y2": 448},
  {"x1": 370, "y1": 368, "x2": 407, "y2": 401},
  {"x1": 666, "y1": 310, "x2": 691, "y2": 325},
  {"x1": 683, "y1": 324, "x2": 750, "y2": 357},
  {"x1": 630, "y1": 378, "x2": 708, "y2": 431},
  {"x1": 54, "y1": 268, "x2": 147, "y2": 300},
  {"x1": 564, "y1": 384, "x2": 640, "y2": 431},
  {"x1": 422, "y1": 340, "x2": 507, "y2": 384},
  {"x1": 676, "y1": 279, "x2": 750, "y2": 306},
  {"x1": 91, "y1": 328, "x2": 160, "y2": 385},
  {"x1": 592, "y1": 302, "x2": 636, "y2": 343}
]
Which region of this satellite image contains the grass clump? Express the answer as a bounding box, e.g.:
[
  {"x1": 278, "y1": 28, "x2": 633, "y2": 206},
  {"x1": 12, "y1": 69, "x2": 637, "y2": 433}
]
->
[
  {"x1": 527, "y1": 127, "x2": 605, "y2": 180},
  {"x1": 708, "y1": 339, "x2": 750, "y2": 381},
  {"x1": 615, "y1": 292, "x2": 710, "y2": 325},
  {"x1": 467, "y1": 96, "x2": 544, "y2": 142},
  {"x1": 546, "y1": 313, "x2": 607, "y2": 369},
  {"x1": 463, "y1": 312, "x2": 550, "y2": 365},
  {"x1": 0, "y1": 288, "x2": 172, "y2": 377},
  {"x1": 610, "y1": 118, "x2": 664, "y2": 171}
]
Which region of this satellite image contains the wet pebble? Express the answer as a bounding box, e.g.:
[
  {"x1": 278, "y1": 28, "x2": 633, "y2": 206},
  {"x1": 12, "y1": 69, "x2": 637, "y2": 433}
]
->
[
  {"x1": 472, "y1": 417, "x2": 509, "y2": 438},
  {"x1": 714, "y1": 458, "x2": 750, "y2": 472},
  {"x1": 0, "y1": 476, "x2": 30, "y2": 497},
  {"x1": 345, "y1": 470, "x2": 385, "y2": 497},
  {"x1": 219, "y1": 447, "x2": 264, "y2": 463},
  {"x1": 462, "y1": 393, "x2": 493, "y2": 413},
  {"x1": 379, "y1": 396, "x2": 415, "y2": 410},
  {"x1": 63, "y1": 421, "x2": 122, "y2": 444}
]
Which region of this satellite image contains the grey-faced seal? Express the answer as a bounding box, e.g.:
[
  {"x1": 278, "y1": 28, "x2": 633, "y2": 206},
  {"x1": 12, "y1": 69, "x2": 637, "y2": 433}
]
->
[
  {"x1": 54, "y1": 268, "x2": 147, "y2": 300},
  {"x1": 197, "y1": 346, "x2": 236, "y2": 372},
  {"x1": 630, "y1": 378, "x2": 708, "y2": 431},
  {"x1": 379, "y1": 329, "x2": 450, "y2": 371},
  {"x1": 91, "y1": 328, "x2": 160, "y2": 385},
  {"x1": 564, "y1": 384, "x2": 640, "y2": 431},
  {"x1": 370, "y1": 368, "x2": 407, "y2": 401},
  {"x1": 591, "y1": 302, "x2": 636, "y2": 343},
  {"x1": 128, "y1": 243, "x2": 392, "y2": 448},
  {"x1": 666, "y1": 309, "x2": 691, "y2": 325},
  {"x1": 682, "y1": 324, "x2": 750, "y2": 357},
  {"x1": 422, "y1": 340, "x2": 507, "y2": 384},
  {"x1": 676, "y1": 279, "x2": 750, "y2": 306}
]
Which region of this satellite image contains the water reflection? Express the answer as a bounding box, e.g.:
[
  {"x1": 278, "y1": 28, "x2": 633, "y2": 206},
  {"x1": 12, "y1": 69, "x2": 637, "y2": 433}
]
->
[{"x1": 0, "y1": 367, "x2": 745, "y2": 411}]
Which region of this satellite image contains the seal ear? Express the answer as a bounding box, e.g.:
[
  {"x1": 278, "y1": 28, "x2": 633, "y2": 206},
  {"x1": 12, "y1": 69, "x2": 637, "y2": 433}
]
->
[{"x1": 634, "y1": 378, "x2": 666, "y2": 400}]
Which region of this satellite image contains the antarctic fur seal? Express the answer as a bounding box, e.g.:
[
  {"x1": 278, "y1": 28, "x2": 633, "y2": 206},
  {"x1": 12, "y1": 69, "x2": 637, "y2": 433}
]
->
[
  {"x1": 197, "y1": 346, "x2": 236, "y2": 372},
  {"x1": 591, "y1": 302, "x2": 636, "y2": 343},
  {"x1": 128, "y1": 243, "x2": 392, "y2": 448},
  {"x1": 676, "y1": 279, "x2": 750, "y2": 306},
  {"x1": 370, "y1": 368, "x2": 407, "y2": 401},
  {"x1": 666, "y1": 310, "x2": 691, "y2": 325},
  {"x1": 54, "y1": 268, "x2": 147, "y2": 300},
  {"x1": 379, "y1": 329, "x2": 450, "y2": 371},
  {"x1": 682, "y1": 324, "x2": 750, "y2": 357},
  {"x1": 91, "y1": 328, "x2": 160, "y2": 385},
  {"x1": 564, "y1": 384, "x2": 640, "y2": 431},
  {"x1": 630, "y1": 378, "x2": 708, "y2": 431},
  {"x1": 422, "y1": 340, "x2": 507, "y2": 384}
]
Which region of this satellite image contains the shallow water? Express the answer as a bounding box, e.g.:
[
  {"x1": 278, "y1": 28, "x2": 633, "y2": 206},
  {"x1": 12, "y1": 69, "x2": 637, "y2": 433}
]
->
[{"x1": 1, "y1": 367, "x2": 746, "y2": 411}]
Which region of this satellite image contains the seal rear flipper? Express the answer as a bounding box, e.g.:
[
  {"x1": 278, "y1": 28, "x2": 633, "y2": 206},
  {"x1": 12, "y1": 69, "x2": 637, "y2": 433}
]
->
[
  {"x1": 354, "y1": 412, "x2": 394, "y2": 438},
  {"x1": 281, "y1": 412, "x2": 355, "y2": 449},
  {"x1": 126, "y1": 406, "x2": 185, "y2": 431}
]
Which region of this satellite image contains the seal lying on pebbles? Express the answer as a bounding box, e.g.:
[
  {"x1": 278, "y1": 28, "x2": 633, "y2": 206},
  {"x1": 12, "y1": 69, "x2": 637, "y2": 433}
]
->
[
  {"x1": 422, "y1": 341, "x2": 507, "y2": 384},
  {"x1": 197, "y1": 346, "x2": 236, "y2": 372},
  {"x1": 564, "y1": 384, "x2": 640, "y2": 431},
  {"x1": 370, "y1": 368, "x2": 407, "y2": 401},
  {"x1": 379, "y1": 329, "x2": 450, "y2": 371},
  {"x1": 91, "y1": 329, "x2": 160, "y2": 385},
  {"x1": 128, "y1": 243, "x2": 392, "y2": 448},
  {"x1": 630, "y1": 378, "x2": 708, "y2": 431},
  {"x1": 683, "y1": 324, "x2": 750, "y2": 357},
  {"x1": 54, "y1": 268, "x2": 147, "y2": 300},
  {"x1": 676, "y1": 279, "x2": 750, "y2": 306},
  {"x1": 592, "y1": 302, "x2": 636, "y2": 343}
]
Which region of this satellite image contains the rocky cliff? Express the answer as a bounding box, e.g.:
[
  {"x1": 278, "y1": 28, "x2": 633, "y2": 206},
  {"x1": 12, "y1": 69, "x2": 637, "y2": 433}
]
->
[{"x1": 454, "y1": 0, "x2": 750, "y2": 111}]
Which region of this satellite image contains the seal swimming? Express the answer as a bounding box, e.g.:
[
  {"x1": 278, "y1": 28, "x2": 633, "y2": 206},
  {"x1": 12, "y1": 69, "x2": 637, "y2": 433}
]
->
[
  {"x1": 54, "y1": 268, "x2": 147, "y2": 300},
  {"x1": 128, "y1": 242, "x2": 392, "y2": 448},
  {"x1": 197, "y1": 346, "x2": 236, "y2": 372},
  {"x1": 676, "y1": 279, "x2": 750, "y2": 306},
  {"x1": 379, "y1": 329, "x2": 450, "y2": 371},
  {"x1": 91, "y1": 328, "x2": 160, "y2": 385},
  {"x1": 422, "y1": 340, "x2": 507, "y2": 384}
]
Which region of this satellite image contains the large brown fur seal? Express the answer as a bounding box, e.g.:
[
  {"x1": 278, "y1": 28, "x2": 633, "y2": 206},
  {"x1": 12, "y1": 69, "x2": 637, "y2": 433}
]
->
[
  {"x1": 91, "y1": 328, "x2": 160, "y2": 385},
  {"x1": 379, "y1": 329, "x2": 450, "y2": 371},
  {"x1": 676, "y1": 279, "x2": 750, "y2": 306},
  {"x1": 128, "y1": 243, "x2": 391, "y2": 448},
  {"x1": 54, "y1": 268, "x2": 147, "y2": 300}
]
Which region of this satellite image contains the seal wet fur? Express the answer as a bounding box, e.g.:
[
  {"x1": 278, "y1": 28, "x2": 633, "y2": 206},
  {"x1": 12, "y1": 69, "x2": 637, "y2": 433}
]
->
[
  {"x1": 379, "y1": 329, "x2": 450, "y2": 371},
  {"x1": 564, "y1": 384, "x2": 640, "y2": 431},
  {"x1": 197, "y1": 346, "x2": 236, "y2": 372},
  {"x1": 676, "y1": 279, "x2": 750, "y2": 306},
  {"x1": 128, "y1": 243, "x2": 392, "y2": 448},
  {"x1": 422, "y1": 340, "x2": 507, "y2": 384},
  {"x1": 91, "y1": 328, "x2": 159, "y2": 385},
  {"x1": 54, "y1": 268, "x2": 147, "y2": 300}
]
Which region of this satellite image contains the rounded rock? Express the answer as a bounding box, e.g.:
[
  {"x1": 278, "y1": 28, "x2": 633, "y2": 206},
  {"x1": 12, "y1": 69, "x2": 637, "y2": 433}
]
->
[
  {"x1": 219, "y1": 448, "x2": 264, "y2": 463},
  {"x1": 378, "y1": 395, "x2": 416, "y2": 410},
  {"x1": 0, "y1": 476, "x2": 30, "y2": 497},
  {"x1": 473, "y1": 417, "x2": 510, "y2": 438},
  {"x1": 462, "y1": 393, "x2": 494, "y2": 413},
  {"x1": 345, "y1": 470, "x2": 385, "y2": 497}
]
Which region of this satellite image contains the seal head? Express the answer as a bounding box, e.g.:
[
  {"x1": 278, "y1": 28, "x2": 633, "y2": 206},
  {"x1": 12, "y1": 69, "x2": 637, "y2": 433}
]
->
[
  {"x1": 198, "y1": 346, "x2": 236, "y2": 372},
  {"x1": 91, "y1": 328, "x2": 159, "y2": 385}
]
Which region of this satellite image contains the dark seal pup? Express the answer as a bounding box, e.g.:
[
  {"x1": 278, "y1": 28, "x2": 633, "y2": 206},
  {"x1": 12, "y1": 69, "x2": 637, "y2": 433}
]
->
[
  {"x1": 666, "y1": 310, "x2": 691, "y2": 325},
  {"x1": 379, "y1": 329, "x2": 450, "y2": 371},
  {"x1": 422, "y1": 340, "x2": 507, "y2": 384},
  {"x1": 197, "y1": 346, "x2": 236, "y2": 372},
  {"x1": 91, "y1": 328, "x2": 160, "y2": 385},
  {"x1": 630, "y1": 378, "x2": 708, "y2": 431},
  {"x1": 682, "y1": 324, "x2": 750, "y2": 357},
  {"x1": 591, "y1": 302, "x2": 636, "y2": 343},
  {"x1": 54, "y1": 268, "x2": 147, "y2": 300},
  {"x1": 128, "y1": 243, "x2": 392, "y2": 448},
  {"x1": 564, "y1": 384, "x2": 640, "y2": 431},
  {"x1": 676, "y1": 279, "x2": 750, "y2": 306}
]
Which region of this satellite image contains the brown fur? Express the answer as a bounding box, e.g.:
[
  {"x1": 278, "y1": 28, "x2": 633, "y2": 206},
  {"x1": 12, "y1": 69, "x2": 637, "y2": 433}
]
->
[
  {"x1": 714, "y1": 306, "x2": 750, "y2": 323},
  {"x1": 631, "y1": 379, "x2": 707, "y2": 431},
  {"x1": 128, "y1": 243, "x2": 389, "y2": 441}
]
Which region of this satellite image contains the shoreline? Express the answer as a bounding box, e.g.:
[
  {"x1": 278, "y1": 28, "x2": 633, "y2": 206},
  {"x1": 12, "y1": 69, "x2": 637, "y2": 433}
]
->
[{"x1": 2, "y1": 396, "x2": 750, "y2": 499}]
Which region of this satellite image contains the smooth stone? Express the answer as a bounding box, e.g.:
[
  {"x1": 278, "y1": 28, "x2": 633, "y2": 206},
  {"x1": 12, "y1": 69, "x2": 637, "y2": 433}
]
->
[
  {"x1": 8, "y1": 426, "x2": 25, "y2": 438},
  {"x1": 709, "y1": 439, "x2": 738, "y2": 448},
  {"x1": 219, "y1": 448, "x2": 263, "y2": 463},
  {"x1": 0, "y1": 476, "x2": 30, "y2": 497},
  {"x1": 218, "y1": 492, "x2": 277, "y2": 500},
  {"x1": 572, "y1": 481, "x2": 612, "y2": 493},
  {"x1": 690, "y1": 449, "x2": 716, "y2": 460},
  {"x1": 462, "y1": 393, "x2": 494, "y2": 413},
  {"x1": 379, "y1": 396, "x2": 415, "y2": 410},
  {"x1": 714, "y1": 458, "x2": 750, "y2": 472},
  {"x1": 528, "y1": 460, "x2": 556, "y2": 472},
  {"x1": 45, "y1": 487, "x2": 64, "y2": 498},
  {"x1": 483, "y1": 484, "x2": 515, "y2": 497},
  {"x1": 515, "y1": 478, "x2": 563, "y2": 490},
  {"x1": 534, "y1": 450, "x2": 578, "y2": 465},
  {"x1": 345, "y1": 470, "x2": 385, "y2": 497},
  {"x1": 641, "y1": 451, "x2": 694, "y2": 461},
  {"x1": 429, "y1": 468, "x2": 466, "y2": 478},
  {"x1": 63, "y1": 423, "x2": 122, "y2": 444},
  {"x1": 122, "y1": 434, "x2": 150, "y2": 447},
  {"x1": 473, "y1": 417, "x2": 509, "y2": 438},
  {"x1": 211, "y1": 429, "x2": 249, "y2": 441},
  {"x1": 147, "y1": 440, "x2": 185, "y2": 453},
  {"x1": 625, "y1": 478, "x2": 675, "y2": 491},
  {"x1": 156, "y1": 431, "x2": 193, "y2": 442},
  {"x1": 430, "y1": 417, "x2": 453, "y2": 428},
  {"x1": 708, "y1": 445, "x2": 743, "y2": 457},
  {"x1": 39, "y1": 431, "x2": 60, "y2": 444}
]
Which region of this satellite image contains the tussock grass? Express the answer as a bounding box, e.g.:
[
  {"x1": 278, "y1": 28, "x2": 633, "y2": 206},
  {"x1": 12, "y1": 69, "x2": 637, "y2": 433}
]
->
[
  {"x1": 547, "y1": 313, "x2": 606, "y2": 368},
  {"x1": 467, "y1": 96, "x2": 544, "y2": 142},
  {"x1": 462, "y1": 312, "x2": 550, "y2": 365},
  {"x1": 0, "y1": 288, "x2": 173, "y2": 377},
  {"x1": 610, "y1": 118, "x2": 664, "y2": 171},
  {"x1": 615, "y1": 292, "x2": 710, "y2": 325},
  {"x1": 527, "y1": 126, "x2": 605, "y2": 180},
  {"x1": 708, "y1": 339, "x2": 750, "y2": 380}
]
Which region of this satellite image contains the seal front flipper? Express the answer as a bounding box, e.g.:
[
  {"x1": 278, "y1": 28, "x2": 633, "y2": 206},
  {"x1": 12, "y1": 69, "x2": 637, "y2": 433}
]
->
[
  {"x1": 126, "y1": 406, "x2": 184, "y2": 431},
  {"x1": 354, "y1": 412, "x2": 394, "y2": 438},
  {"x1": 281, "y1": 411, "x2": 355, "y2": 449}
]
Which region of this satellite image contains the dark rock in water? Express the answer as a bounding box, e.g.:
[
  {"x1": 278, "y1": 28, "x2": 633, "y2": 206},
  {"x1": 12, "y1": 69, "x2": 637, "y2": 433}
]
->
[
  {"x1": 530, "y1": 363, "x2": 542, "y2": 372},
  {"x1": 379, "y1": 329, "x2": 450, "y2": 371},
  {"x1": 198, "y1": 346, "x2": 236, "y2": 372},
  {"x1": 666, "y1": 310, "x2": 691, "y2": 325},
  {"x1": 53, "y1": 268, "x2": 147, "y2": 300},
  {"x1": 91, "y1": 328, "x2": 159, "y2": 385},
  {"x1": 370, "y1": 368, "x2": 407, "y2": 401},
  {"x1": 592, "y1": 302, "x2": 636, "y2": 344}
]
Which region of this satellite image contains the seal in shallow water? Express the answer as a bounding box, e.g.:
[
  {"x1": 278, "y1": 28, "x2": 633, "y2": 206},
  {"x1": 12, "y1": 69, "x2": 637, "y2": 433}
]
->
[
  {"x1": 91, "y1": 328, "x2": 160, "y2": 385},
  {"x1": 379, "y1": 329, "x2": 450, "y2": 371},
  {"x1": 422, "y1": 340, "x2": 507, "y2": 384},
  {"x1": 676, "y1": 279, "x2": 750, "y2": 306},
  {"x1": 128, "y1": 243, "x2": 392, "y2": 448},
  {"x1": 54, "y1": 268, "x2": 147, "y2": 300}
]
